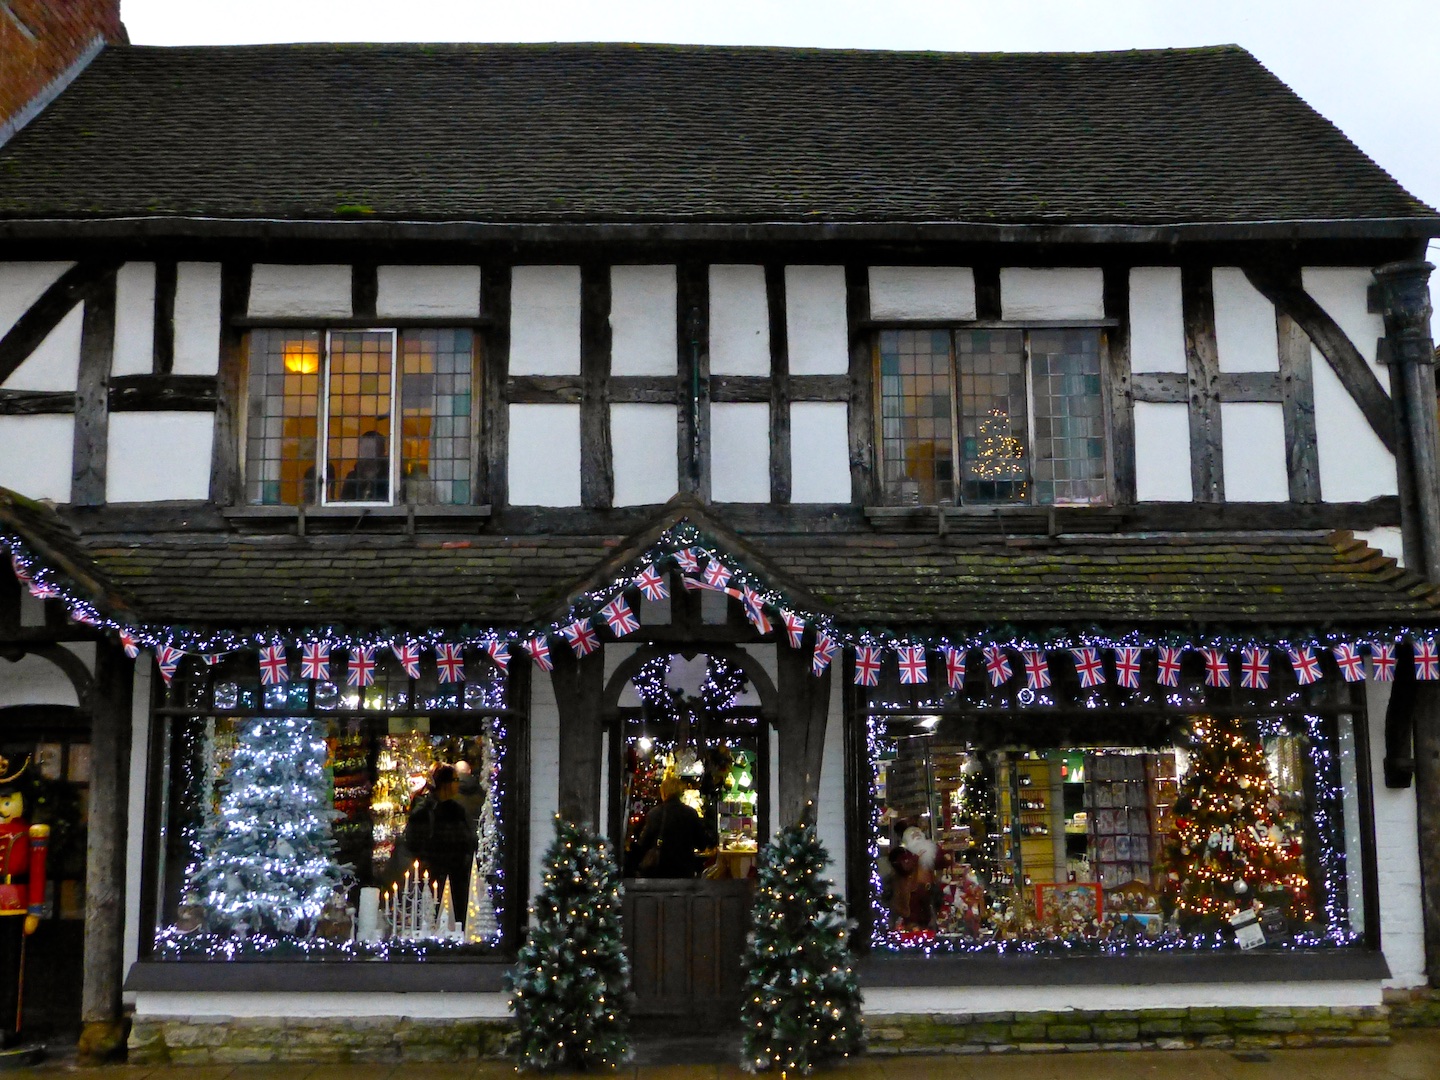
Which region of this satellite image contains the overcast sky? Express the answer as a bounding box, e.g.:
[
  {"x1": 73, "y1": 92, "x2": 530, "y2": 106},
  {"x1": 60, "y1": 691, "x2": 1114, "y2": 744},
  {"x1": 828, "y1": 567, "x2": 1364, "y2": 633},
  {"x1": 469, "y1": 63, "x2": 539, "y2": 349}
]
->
[{"x1": 121, "y1": 1, "x2": 1440, "y2": 280}]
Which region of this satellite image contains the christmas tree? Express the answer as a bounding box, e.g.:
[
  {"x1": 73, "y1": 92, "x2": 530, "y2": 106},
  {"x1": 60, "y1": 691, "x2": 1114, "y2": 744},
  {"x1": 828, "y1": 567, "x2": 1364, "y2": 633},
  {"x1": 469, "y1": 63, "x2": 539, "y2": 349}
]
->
[
  {"x1": 739, "y1": 821, "x2": 864, "y2": 1074},
  {"x1": 1162, "y1": 715, "x2": 1315, "y2": 931},
  {"x1": 190, "y1": 715, "x2": 348, "y2": 936},
  {"x1": 507, "y1": 817, "x2": 631, "y2": 1071}
]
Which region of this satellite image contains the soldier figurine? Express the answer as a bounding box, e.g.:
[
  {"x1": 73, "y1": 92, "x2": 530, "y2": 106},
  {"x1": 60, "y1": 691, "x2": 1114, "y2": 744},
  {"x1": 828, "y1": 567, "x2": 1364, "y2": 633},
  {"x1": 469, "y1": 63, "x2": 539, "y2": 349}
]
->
[{"x1": 0, "y1": 754, "x2": 49, "y2": 1051}]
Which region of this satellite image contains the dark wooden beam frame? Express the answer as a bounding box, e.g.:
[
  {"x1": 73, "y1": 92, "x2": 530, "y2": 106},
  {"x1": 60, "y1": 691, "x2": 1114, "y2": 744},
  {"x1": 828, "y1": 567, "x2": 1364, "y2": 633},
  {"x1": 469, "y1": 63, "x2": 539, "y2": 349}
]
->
[
  {"x1": 766, "y1": 264, "x2": 792, "y2": 504},
  {"x1": 1276, "y1": 312, "x2": 1321, "y2": 502},
  {"x1": 152, "y1": 259, "x2": 176, "y2": 375},
  {"x1": 0, "y1": 258, "x2": 122, "y2": 386},
  {"x1": 579, "y1": 265, "x2": 614, "y2": 509},
  {"x1": 1182, "y1": 264, "x2": 1224, "y2": 502},
  {"x1": 1102, "y1": 265, "x2": 1135, "y2": 502},
  {"x1": 676, "y1": 261, "x2": 708, "y2": 497},
  {"x1": 208, "y1": 262, "x2": 253, "y2": 503},
  {"x1": 71, "y1": 269, "x2": 117, "y2": 506},
  {"x1": 845, "y1": 264, "x2": 874, "y2": 506},
  {"x1": 351, "y1": 260, "x2": 378, "y2": 320},
  {"x1": 480, "y1": 263, "x2": 511, "y2": 509},
  {"x1": 550, "y1": 648, "x2": 607, "y2": 827}
]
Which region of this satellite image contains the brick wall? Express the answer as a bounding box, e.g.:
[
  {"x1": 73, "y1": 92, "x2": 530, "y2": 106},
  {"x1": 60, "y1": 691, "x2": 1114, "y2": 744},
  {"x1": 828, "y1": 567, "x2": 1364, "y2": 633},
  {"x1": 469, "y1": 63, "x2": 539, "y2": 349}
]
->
[{"x1": 0, "y1": 0, "x2": 126, "y2": 128}]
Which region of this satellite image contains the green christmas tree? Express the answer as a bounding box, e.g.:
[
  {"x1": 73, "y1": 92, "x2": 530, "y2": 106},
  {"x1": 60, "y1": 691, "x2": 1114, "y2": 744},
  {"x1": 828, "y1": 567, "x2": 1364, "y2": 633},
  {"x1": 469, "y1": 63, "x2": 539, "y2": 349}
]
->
[
  {"x1": 1161, "y1": 715, "x2": 1315, "y2": 931},
  {"x1": 739, "y1": 821, "x2": 864, "y2": 1074},
  {"x1": 507, "y1": 817, "x2": 631, "y2": 1071}
]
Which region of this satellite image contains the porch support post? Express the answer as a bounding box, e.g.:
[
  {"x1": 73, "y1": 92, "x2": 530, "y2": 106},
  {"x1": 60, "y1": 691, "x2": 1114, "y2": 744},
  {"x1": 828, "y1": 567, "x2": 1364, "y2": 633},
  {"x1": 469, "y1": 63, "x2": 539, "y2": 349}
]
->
[
  {"x1": 551, "y1": 647, "x2": 605, "y2": 828},
  {"x1": 775, "y1": 642, "x2": 832, "y2": 829},
  {"x1": 1373, "y1": 258, "x2": 1440, "y2": 986},
  {"x1": 77, "y1": 639, "x2": 134, "y2": 1062}
]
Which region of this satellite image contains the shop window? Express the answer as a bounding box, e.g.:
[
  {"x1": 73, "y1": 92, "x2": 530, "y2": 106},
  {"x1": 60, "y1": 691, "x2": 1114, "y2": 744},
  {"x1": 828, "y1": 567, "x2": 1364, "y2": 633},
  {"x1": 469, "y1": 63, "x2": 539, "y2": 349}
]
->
[
  {"x1": 147, "y1": 651, "x2": 515, "y2": 958},
  {"x1": 876, "y1": 327, "x2": 1107, "y2": 506},
  {"x1": 243, "y1": 327, "x2": 476, "y2": 507}
]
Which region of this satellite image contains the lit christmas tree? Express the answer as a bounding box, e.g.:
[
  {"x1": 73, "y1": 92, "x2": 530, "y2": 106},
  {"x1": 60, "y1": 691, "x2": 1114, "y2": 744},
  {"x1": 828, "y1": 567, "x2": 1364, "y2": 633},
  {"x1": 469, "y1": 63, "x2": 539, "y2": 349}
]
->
[
  {"x1": 190, "y1": 715, "x2": 348, "y2": 936},
  {"x1": 507, "y1": 817, "x2": 631, "y2": 1071},
  {"x1": 464, "y1": 787, "x2": 500, "y2": 943},
  {"x1": 1161, "y1": 715, "x2": 1315, "y2": 931},
  {"x1": 740, "y1": 821, "x2": 863, "y2": 1074},
  {"x1": 969, "y1": 409, "x2": 1027, "y2": 480}
]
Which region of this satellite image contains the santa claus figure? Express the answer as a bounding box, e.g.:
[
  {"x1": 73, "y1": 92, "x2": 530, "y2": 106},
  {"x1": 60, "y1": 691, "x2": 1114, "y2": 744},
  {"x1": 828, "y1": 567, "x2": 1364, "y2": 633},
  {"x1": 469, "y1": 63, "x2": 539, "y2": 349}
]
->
[
  {"x1": 889, "y1": 825, "x2": 950, "y2": 929},
  {"x1": 0, "y1": 755, "x2": 49, "y2": 1049}
]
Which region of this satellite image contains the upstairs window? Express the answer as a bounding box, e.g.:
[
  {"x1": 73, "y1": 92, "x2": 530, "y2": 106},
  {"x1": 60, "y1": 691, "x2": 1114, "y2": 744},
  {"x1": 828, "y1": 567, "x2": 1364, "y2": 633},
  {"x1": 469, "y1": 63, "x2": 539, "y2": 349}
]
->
[
  {"x1": 243, "y1": 328, "x2": 476, "y2": 507},
  {"x1": 877, "y1": 328, "x2": 1108, "y2": 506}
]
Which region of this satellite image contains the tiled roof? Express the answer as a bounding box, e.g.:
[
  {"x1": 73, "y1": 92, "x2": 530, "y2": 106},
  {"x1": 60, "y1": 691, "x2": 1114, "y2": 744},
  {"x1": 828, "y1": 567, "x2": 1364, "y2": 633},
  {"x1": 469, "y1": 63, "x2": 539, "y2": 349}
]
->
[{"x1": 0, "y1": 43, "x2": 1433, "y2": 229}]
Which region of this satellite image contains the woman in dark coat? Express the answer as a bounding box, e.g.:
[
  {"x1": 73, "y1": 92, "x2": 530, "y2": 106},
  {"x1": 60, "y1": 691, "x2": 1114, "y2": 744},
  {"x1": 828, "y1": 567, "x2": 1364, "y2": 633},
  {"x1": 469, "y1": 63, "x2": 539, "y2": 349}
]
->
[
  {"x1": 403, "y1": 764, "x2": 477, "y2": 916},
  {"x1": 634, "y1": 775, "x2": 709, "y2": 878}
]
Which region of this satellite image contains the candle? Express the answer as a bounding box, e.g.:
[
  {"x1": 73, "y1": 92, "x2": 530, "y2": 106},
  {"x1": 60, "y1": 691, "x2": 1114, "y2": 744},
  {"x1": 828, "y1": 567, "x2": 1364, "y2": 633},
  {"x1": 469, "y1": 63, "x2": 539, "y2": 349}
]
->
[{"x1": 358, "y1": 887, "x2": 380, "y2": 942}]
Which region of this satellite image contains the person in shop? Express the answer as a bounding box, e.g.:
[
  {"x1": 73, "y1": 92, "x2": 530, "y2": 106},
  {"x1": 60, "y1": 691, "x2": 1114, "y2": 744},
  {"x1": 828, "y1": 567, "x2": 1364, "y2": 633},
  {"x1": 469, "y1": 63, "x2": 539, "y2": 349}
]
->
[
  {"x1": 340, "y1": 430, "x2": 389, "y2": 502},
  {"x1": 633, "y1": 775, "x2": 711, "y2": 878},
  {"x1": 403, "y1": 764, "x2": 477, "y2": 917}
]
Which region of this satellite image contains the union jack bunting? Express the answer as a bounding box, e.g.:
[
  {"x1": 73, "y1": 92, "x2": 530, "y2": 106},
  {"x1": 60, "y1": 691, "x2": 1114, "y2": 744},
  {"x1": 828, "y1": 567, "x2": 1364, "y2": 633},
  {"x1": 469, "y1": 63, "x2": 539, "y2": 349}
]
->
[
  {"x1": 436, "y1": 643, "x2": 465, "y2": 683},
  {"x1": 202, "y1": 652, "x2": 224, "y2": 666},
  {"x1": 1370, "y1": 641, "x2": 1397, "y2": 682},
  {"x1": 943, "y1": 646, "x2": 966, "y2": 690},
  {"x1": 484, "y1": 638, "x2": 510, "y2": 672},
  {"x1": 347, "y1": 647, "x2": 376, "y2": 687},
  {"x1": 27, "y1": 577, "x2": 60, "y2": 600},
  {"x1": 702, "y1": 559, "x2": 732, "y2": 590},
  {"x1": 300, "y1": 642, "x2": 330, "y2": 681},
  {"x1": 1071, "y1": 647, "x2": 1105, "y2": 688},
  {"x1": 392, "y1": 643, "x2": 422, "y2": 679},
  {"x1": 9, "y1": 553, "x2": 29, "y2": 582},
  {"x1": 897, "y1": 645, "x2": 928, "y2": 685},
  {"x1": 1415, "y1": 638, "x2": 1440, "y2": 681},
  {"x1": 741, "y1": 587, "x2": 772, "y2": 634},
  {"x1": 673, "y1": 548, "x2": 700, "y2": 574},
  {"x1": 70, "y1": 607, "x2": 100, "y2": 627},
  {"x1": 1287, "y1": 646, "x2": 1321, "y2": 685},
  {"x1": 1332, "y1": 643, "x2": 1365, "y2": 682},
  {"x1": 259, "y1": 643, "x2": 289, "y2": 685},
  {"x1": 781, "y1": 611, "x2": 806, "y2": 649},
  {"x1": 1114, "y1": 646, "x2": 1142, "y2": 689},
  {"x1": 681, "y1": 574, "x2": 705, "y2": 592},
  {"x1": 984, "y1": 645, "x2": 1013, "y2": 687},
  {"x1": 812, "y1": 632, "x2": 838, "y2": 676},
  {"x1": 1022, "y1": 649, "x2": 1051, "y2": 690},
  {"x1": 524, "y1": 636, "x2": 554, "y2": 672},
  {"x1": 1201, "y1": 647, "x2": 1230, "y2": 688},
  {"x1": 1156, "y1": 646, "x2": 1184, "y2": 687},
  {"x1": 600, "y1": 596, "x2": 640, "y2": 637},
  {"x1": 853, "y1": 645, "x2": 882, "y2": 686},
  {"x1": 155, "y1": 644, "x2": 183, "y2": 685},
  {"x1": 119, "y1": 628, "x2": 140, "y2": 659},
  {"x1": 562, "y1": 618, "x2": 600, "y2": 657},
  {"x1": 1239, "y1": 646, "x2": 1270, "y2": 690},
  {"x1": 635, "y1": 565, "x2": 669, "y2": 601}
]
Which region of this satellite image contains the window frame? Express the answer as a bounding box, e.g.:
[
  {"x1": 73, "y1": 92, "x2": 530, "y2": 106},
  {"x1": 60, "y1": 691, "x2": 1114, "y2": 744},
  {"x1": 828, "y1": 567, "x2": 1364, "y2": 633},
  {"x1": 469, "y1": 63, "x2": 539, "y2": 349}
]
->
[{"x1": 871, "y1": 320, "x2": 1117, "y2": 509}]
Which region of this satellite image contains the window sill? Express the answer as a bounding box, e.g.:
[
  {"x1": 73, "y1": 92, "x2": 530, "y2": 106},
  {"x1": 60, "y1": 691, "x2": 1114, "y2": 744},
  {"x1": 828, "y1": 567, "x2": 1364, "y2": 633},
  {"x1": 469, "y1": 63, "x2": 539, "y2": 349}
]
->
[
  {"x1": 222, "y1": 504, "x2": 493, "y2": 533},
  {"x1": 864, "y1": 504, "x2": 1127, "y2": 534},
  {"x1": 125, "y1": 958, "x2": 510, "y2": 993}
]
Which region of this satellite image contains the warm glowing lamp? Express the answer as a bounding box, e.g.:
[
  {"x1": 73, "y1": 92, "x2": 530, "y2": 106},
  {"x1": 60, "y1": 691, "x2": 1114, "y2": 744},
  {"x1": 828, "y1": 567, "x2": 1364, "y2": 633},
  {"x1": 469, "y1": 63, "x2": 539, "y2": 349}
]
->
[{"x1": 283, "y1": 340, "x2": 320, "y2": 374}]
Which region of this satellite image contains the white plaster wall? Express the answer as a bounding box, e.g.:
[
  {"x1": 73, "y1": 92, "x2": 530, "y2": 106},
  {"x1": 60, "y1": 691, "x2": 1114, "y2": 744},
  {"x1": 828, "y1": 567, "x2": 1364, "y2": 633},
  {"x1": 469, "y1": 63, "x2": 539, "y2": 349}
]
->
[
  {"x1": 1128, "y1": 267, "x2": 1186, "y2": 374},
  {"x1": 510, "y1": 266, "x2": 581, "y2": 376},
  {"x1": 709, "y1": 265, "x2": 770, "y2": 376},
  {"x1": 172, "y1": 263, "x2": 222, "y2": 376},
  {"x1": 375, "y1": 265, "x2": 481, "y2": 318},
  {"x1": 1365, "y1": 679, "x2": 1428, "y2": 987},
  {"x1": 507, "y1": 404, "x2": 581, "y2": 506},
  {"x1": 1133, "y1": 401, "x2": 1192, "y2": 502},
  {"x1": 0, "y1": 414, "x2": 73, "y2": 501},
  {"x1": 1213, "y1": 267, "x2": 1279, "y2": 372},
  {"x1": 123, "y1": 663, "x2": 153, "y2": 991},
  {"x1": 111, "y1": 262, "x2": 157, "y2": 377},
  {"x1": 1220, "y1": 402, "x2": 1288, "y2": 502},
  {"x1": 610, "y1": 403, "x2": 677, "y2": 506},
  {"x1": 132, "y1": 992, "x2": 510, "y2": 1019},
  {"x1": 868, "y1": 267, "x2": 976, "y2": 320},
  {"x1": 247, "y1": 264, "x2": 351, "y2": 319},
  {"x1": 816, "y1": 684, "x2": 846, "y2": 896},
  {"x1": 1304, "y1": 268, "x2": 1386, "y2": 368},
  {"x1": 789, "y1": 401, "x2": 850, "y2": 503},
  {"x1": 1000, "y1": 267, "x2": 1104, "y2": 320},
  {"x1": 2, "y1": 308, "x2": 82, "y2": 391},
  {"x1": 784, "y1": 266, "x2": 849, "y2": 376},
  {"x1": 106, "y1": 412, "x2": 214, "y2": 502},
  {"x1": 1355, "y1": 526, "x2": 1404, "y2": 567},
  {"x1": 0, "y1": 262, "x2": 72, "y2": 336},
  {"x1": 529, "y1": 672, "x2": 561, "y2": 905},
  {"x1": 710, "y1": 402, "x2": 770, "y2": 502},
  {"x1": 610, "y1": 265, "x2": 676, "y2": 376},
  {"x1": 0, "y1": 651, "x2": 80, "y2": 708},
  {"x1": 863, "y1": 980, "x2": 1381, "y2": 1015}
]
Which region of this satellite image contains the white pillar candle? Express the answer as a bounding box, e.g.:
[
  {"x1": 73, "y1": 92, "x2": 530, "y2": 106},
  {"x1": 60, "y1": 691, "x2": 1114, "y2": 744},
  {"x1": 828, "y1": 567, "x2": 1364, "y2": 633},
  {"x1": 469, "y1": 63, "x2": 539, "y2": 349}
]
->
[{"x1": 358, "y1": 887, "x2": 380, "y2": 942}]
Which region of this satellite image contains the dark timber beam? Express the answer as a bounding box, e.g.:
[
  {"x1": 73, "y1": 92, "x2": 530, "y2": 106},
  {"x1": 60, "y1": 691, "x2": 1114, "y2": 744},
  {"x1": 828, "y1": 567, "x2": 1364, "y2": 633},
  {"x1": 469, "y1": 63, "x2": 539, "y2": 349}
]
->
[
  {"x1": 1276, "y1": 312, "x2": 1321, "y2": 503},
  {"x1": 208, "y1": 262, "x2": 253, "y2": 503},
  {"x1": 1181, "y1": 265, "x2": 1224, "y2": 502},
  {"x1": 1102, "y1": 265, "x2": 1135, "y2": 502},
  {"x1": 481, "y1": 263, "x2": 511, "y2": 508},
  {"x1": 550, "y1": 648, "x2": 606, "y2": 827},
  {"x1": 152, "y1": 259, "x2": 176, "y2": 375},
  {"x1": 71, "y1": 270, "x2": 117, "y2": 506},
  {"x1": 579, "y1": 265, "x2": 613, "y2": 509},
  {"x1": 776, "y1": 638, "x2": 832, "y2": 829},
  {"x1": 676, "y1": 261, "x2": 708, "y2": 497},
  {"x1": 845, "y1": 264, "x2": 873, "y2": 506},
  {"x1": 0, "y1": 259, "x2": 123, "y2": 385},
  {"x1": 767, "y1": 264, "x2": 792, "y2": 504}
]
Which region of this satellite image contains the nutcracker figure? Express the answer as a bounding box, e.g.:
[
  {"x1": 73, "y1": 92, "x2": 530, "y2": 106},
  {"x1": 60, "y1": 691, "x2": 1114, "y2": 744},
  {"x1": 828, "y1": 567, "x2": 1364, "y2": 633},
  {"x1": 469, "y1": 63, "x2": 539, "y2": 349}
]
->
[{"x1": 0, "y1": 755, "x2": 48, "y2": 1049}]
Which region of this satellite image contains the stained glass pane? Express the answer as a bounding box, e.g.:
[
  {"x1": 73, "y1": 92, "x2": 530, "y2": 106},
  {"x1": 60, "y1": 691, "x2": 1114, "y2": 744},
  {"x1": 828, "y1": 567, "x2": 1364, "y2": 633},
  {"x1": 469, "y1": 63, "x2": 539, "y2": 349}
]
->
[
  {"x1": 1030, "y1": 329, "x2": 1106, "y2": 505},
  {"x1": 327, "y1": 331, "x2": 393, "y2": 503},
  {"x1": 878, "y1": 330, "x2": 954, "y2": 504},
  {"x1": 400, "y1": 329, "x2": 474, "y2": 505},
  {"x1": 957, "y1": 329, "x2": 1028, "y2": 504},
  {"x1": 243, "y1": 330, "x2": 321, "y2": 506}
]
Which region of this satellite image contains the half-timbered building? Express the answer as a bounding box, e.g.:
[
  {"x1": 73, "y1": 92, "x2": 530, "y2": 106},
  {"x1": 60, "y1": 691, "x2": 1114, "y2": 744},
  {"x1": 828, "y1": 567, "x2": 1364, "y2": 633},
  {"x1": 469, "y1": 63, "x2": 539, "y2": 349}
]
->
[{"x1": 2, "y1": 37, "x2": 1440, "y2": 1059}]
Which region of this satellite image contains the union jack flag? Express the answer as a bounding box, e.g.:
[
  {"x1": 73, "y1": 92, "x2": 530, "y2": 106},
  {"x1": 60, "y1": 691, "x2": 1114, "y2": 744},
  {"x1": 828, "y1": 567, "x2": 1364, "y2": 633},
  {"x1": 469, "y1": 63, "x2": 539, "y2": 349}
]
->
[
  {"x1": 1022, "y1": 649, "x2": 1051, "y2": 690},
  {"x1": 600, "y1": 597, "x2": 639, "y2": 637},
  {"x1": 1071, "y1": 647, "x2": 1105, "y2": 688},
  {"x1": 673, "y1": 547, "x2": 700, "y2": 574},
  {"x1": 202, "y1": 652, "x2": 224, "y2": 666},
  {"x1": 9, "y1": 552, "x2": 30, "y2": 583},
  {"x1": 524, "y1": 636, "x2": 554, "y2": 672},
  {"x1": 1114, "y1": 646, "x2": 1142, "y2": 689},
  {"x1": 1156, "y1": 645, "x2": 1184, "y2": 687},
  {"x1": 155, "y1": 644, "x2": 183, "y2": 685},
  {"x1": 436, "y1": 642, "x2": 465, "y2": 683},
  {"x1": 1240, "y1": 646, "x2": 1269, "y2": 690},
  {"x1": 1332, "y1": 642, "x2": 1365, "y2": 682},
  {"x1": 943, "y1": 646, "x2": 967, "y2": 690},
  {"x1": 28, "y1": 577, "x2": 60, "y2": 600},
  {"x1": 853, "y1": 645, "x2": 882, "y2": 686},
  {"x1": 1415, "y1": 638, "x2": 1440, "y2": 681},
  {"x1": 259, "y1": 643, "x2": 289, "y2": 685},
  {"x1": 812, "y1": 632, "x2": 838, "y2": 676},
  {"x1": 70, "y1": 607, "x2": 100, "y2": 627},
  {"x1": 347, "y1": 647, "x2": 377, "y2": 687},
  {"x1": 562, "y1": 618, "x2": 599, "y2": 657},
  {"x1": 1201, "y1": 647, "x2": 1230, "y2": 688},
  {"x1": 741, "y1": 587, "x2": 772, "y2": 634},
  {"x1": 1287, "y1": 646, "x2": 1321, "y2": 685},
  {"x1": 1370, "y1": 641, "x2": 1397, "y2": 682},
  {"x1": 702, "y1": 559, "x2": 732, "y2": 590},
  {"x1": 300, "y1": 642, "x2": 330, "y2": 681},
  {"x1": 392, "y1": 643, "x2": 422, "y2": 679},
  {"x1": 635, "y1": 565, "x2": 669, "y2": 601},
  {"x1": 119, "y1": 628, "x2": 140, "y2": 659},
  {"x1": 484, "y1": 638, "x2": 510, "y2": 672},
  {"x1": 781, "y1": 610, "x2": 806, "y2": 649},
  {"x1": 984, "y1": 645, "x2": 1013, "y2": 687},
  {"x1": 897, "y1": 645, "x2": 928, "y2": 685}
]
